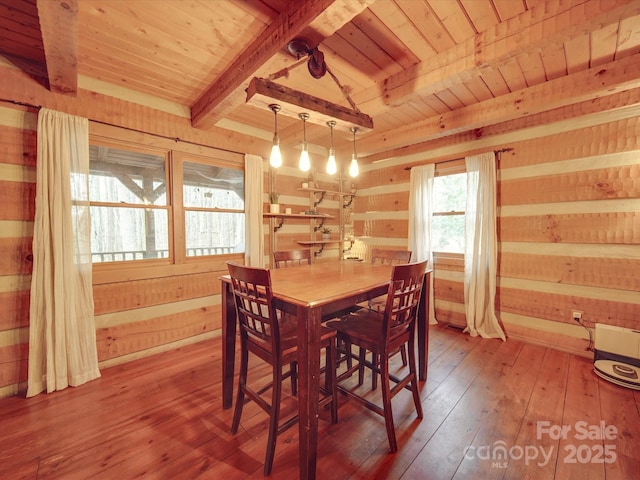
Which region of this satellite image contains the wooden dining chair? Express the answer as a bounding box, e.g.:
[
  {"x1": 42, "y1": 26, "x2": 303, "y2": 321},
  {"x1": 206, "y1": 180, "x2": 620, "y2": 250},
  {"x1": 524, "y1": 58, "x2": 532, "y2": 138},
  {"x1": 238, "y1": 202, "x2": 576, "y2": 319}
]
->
[
  {"x1": 326, "y1": 260, "x2": 427, "y2": 453},
  {"x1": 356, "y1": 248, "x2": 413, "y2": 389},
  {"x1": 273, "y1": 249, "x2": 312, "y2": 268},
  {"x1": 227, "y1": 262, "x2": 338, "y2": 475}
]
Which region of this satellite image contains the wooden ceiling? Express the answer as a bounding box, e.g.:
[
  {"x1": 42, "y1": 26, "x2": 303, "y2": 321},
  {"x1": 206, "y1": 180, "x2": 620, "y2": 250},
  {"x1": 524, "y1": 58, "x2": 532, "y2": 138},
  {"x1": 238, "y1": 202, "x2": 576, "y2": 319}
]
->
[{"x1": 1, "y1": 0, "x2": 639, "y2": 163}]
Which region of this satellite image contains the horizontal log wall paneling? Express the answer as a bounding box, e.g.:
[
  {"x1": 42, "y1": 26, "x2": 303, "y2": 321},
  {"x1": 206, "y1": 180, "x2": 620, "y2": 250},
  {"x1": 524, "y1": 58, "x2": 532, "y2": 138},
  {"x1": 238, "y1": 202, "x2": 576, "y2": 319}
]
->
[
  {"x1": 0, "y1": 103, "x2": 247, "y2": 397},
  {"x1": 0, "y1": 106, "x2": 36, "y2": 397},
  {"x1": 360, "y1": 100, "x2": 640, "y2": 357}
]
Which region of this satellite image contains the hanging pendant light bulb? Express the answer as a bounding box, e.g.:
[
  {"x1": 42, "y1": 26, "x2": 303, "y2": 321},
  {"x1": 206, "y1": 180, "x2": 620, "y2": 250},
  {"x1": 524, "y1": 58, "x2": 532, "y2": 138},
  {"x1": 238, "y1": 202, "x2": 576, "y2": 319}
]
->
[
  {"x1": 326, "y1": 120, "x2": 337, "y2": 175},
  {"x1": 298, "y1": 113, "x2": 311, "y2": 172},
  {"x1": 349, "y1": 127, "x2": 359, "y2": 177},
  {"x1": 269, "y1": 104, "x2": 282, "y2": 168}
]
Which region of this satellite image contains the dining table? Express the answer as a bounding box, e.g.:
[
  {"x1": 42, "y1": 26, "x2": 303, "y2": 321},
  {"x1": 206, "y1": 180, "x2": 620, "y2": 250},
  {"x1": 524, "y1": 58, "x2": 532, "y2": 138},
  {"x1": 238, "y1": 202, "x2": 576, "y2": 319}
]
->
[{"x1": 220, "y1": 260, "x2": 432, "y2": 480}]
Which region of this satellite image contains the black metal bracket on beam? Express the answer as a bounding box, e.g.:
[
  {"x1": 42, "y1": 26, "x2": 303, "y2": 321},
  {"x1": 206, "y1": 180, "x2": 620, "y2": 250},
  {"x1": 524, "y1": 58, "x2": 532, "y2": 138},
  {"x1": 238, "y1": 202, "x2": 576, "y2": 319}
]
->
[{"x1": 342, "y1": 194, "x2": 354, "y2": 208}]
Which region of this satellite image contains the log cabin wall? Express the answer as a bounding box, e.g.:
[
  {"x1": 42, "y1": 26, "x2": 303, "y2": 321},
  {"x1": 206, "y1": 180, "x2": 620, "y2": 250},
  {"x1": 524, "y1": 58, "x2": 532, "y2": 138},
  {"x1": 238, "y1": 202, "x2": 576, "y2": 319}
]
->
[
  {"x1": 0, "y1": 61, "x2": 639, "y2": 398},
  {"x1": 353, "y1": 89, "x2": 640, "y2": 357},
  {"x1": 0, "y1": 62, "x2": 344, "y2": 398},
  {"x1": 0, "y1": 102, "x2": 248, "y2": 398}
]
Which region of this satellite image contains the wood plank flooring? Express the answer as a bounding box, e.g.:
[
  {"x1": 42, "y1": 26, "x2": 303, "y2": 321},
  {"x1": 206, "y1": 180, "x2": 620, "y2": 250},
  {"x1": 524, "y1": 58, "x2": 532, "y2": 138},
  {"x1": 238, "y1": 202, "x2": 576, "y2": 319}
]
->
[{"x1": 1, "y1": 324, "x2": 639, "y2": 479}]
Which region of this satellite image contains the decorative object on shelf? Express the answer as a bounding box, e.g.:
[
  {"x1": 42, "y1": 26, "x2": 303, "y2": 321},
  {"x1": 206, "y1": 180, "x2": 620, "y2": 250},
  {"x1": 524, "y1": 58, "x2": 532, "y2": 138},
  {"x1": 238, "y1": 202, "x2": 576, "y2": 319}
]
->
[
  {"x1": 349, "y1": 127, "x2": 359, "y2": 178},
  {"x1": 269, "y1": 191, "x2": 280, "y2": 214},
  {"x1": 298, "y1": 113, "x2": 311, "y2": 172},
  {"x1": 321, "y1": 227, "x2": 332, "y2": 239},
  {"x1": 269, "y1": 104, "x2": 282, "y2": 168},
  {"x1": 326, "y1": 120, "x2": 337, "y2": 175}
]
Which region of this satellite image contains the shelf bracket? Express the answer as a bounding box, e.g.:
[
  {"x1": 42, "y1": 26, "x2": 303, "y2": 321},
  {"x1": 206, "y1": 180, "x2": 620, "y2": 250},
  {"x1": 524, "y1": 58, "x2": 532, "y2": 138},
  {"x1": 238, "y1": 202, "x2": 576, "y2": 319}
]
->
[
  {"x1": 313, "y1": 191, "x2": 326, "y2": 207},
  {"x1": 273, "y1": 215, "x2": 285, "y2": 232},
  {"x1": 314, "y1": 243, "x2": 325, "y2": 256},
  {"x1": 313, "y1": 217, "x2": 326, "y2": 232},
  {"x1": 342, "y1": 194, "x2": 354, "y2": 208}
]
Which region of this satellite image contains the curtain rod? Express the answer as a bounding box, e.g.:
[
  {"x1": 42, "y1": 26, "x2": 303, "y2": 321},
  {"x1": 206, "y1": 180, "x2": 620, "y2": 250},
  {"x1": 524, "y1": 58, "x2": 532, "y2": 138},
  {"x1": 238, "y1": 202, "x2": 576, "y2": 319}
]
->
[
  {"x1": 403, "y1": 147, "x2": 513, "y2": 171},
  {"x1": 0, "y1": 98, "x2": 245, "y2": 156}
]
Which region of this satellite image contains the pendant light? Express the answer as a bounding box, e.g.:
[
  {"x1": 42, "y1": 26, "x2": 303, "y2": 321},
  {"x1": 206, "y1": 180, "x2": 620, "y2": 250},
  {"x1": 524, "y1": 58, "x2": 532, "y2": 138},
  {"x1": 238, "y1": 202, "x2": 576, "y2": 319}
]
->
[
  {"x1": 325, "y1": 120, "x2": 337, "y2": 175},
  {"x1": 268, "y1": 104, "x2": 282, "y2": 168},
  {"x1": 349, "y1": 127, "x2": 359, "y2": 177},
  {"x1": 298, "y1": 113, "x2": 311, "y2": 172}
]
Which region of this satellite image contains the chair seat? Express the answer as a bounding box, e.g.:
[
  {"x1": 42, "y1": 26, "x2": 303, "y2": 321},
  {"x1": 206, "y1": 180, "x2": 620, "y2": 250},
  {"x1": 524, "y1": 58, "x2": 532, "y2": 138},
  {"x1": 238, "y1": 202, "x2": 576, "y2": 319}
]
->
[
  {"x1": 326, "y1": 310, "x2": 383, "y2": 348},
  {"x1": 279, "y1": 313, "x2": 337, "y2": 352}
]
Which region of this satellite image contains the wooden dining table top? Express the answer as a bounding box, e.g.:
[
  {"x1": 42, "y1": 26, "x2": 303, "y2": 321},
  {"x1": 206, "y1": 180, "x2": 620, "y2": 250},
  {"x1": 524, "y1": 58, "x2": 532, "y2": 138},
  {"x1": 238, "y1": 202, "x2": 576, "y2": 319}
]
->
[{"x1": 266, "y1": 260, "x2": 394, "y2": 305}]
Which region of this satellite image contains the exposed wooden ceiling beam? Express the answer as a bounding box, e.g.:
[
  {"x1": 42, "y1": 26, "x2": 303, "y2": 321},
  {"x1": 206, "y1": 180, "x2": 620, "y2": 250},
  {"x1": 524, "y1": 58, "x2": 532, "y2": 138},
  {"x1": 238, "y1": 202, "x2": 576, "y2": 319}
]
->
[
  {"x1": 190, "y1": 0, "x2": 375, "y2": 130},
  {"x1": 382, "y1": 0, "x2": 640, "y2": 106},
  {"x1": 362, "y1": 53, "x2": 640, "y2": 157},
  {"x1": 36, "y1": 0, "x2": 78, "y2": 95}
]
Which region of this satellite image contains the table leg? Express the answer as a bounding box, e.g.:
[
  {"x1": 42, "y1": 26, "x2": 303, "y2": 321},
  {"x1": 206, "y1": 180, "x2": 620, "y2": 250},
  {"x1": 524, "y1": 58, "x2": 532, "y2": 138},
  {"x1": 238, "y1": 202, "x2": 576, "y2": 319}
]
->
[
  {"x1": 417, "y1": 271, "x2": 431, "y2": 381},
  {"x1": 297, "y1": 305, "x2": 321, "y2": 480},
  {"x1": 221, "y1": 280, "x2": 236, "y2": 409}
]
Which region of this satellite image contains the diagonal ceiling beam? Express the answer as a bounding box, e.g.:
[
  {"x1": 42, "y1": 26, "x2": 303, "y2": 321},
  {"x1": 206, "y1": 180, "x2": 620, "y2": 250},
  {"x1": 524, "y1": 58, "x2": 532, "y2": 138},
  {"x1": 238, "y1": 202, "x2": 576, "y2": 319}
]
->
[
  {"x1": 382, "y1": 0, "x2": 640, "y2": 106},
  {"x1": 36, "y1": 0, "x2": 78, "y2": 95},
  {"x1": 191, "y1": 0, "x2": 375, "y2": 130}
]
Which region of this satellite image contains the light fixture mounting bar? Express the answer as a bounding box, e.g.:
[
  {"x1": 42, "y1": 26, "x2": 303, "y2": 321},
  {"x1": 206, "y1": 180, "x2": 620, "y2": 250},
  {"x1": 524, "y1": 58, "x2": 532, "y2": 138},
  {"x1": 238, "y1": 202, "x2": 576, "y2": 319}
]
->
[{"x1": 246, "y1": 77, "x2": 373, "y2": 133}]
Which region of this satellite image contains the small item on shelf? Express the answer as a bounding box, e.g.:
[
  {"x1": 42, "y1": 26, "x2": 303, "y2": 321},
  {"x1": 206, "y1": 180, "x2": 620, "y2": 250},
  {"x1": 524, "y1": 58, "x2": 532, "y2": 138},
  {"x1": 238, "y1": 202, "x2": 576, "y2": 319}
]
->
[
  {"x1": 285, "y1": 207, "x2": 292, "y2": 214},
  {"x1": 321, "y1": 227, "x2": 331, "y2": 239},
  {"x1": 304, "y1": 209, "x2": 318, "y2": 215},
  {"x1": 269, "y1": 192, "x2": 280, "y2": 214}
]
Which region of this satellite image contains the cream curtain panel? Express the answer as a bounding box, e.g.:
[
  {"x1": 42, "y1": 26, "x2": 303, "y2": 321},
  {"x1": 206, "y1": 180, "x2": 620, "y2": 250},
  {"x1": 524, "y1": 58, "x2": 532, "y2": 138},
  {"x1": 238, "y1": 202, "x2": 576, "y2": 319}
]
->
[
  {"x1": 244, "y1": 154, "x2": 264, "y2": 267},
  {"x1": 27, "y1": 109, "x2": 101, "y2": 397},
  {"x1": 463, "y1": 152, "x2": 506, "y2": 340},
  {"x1": 408, "y1": 164, "x2": 436, "y2": 325}
]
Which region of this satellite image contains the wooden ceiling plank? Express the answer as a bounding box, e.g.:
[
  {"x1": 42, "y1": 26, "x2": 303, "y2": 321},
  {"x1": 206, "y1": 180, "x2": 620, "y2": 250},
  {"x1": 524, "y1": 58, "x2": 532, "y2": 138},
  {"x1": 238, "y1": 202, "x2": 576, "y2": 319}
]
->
[
  {"x1": 368, "y1": 1, "x2": 435, "y2": 61},
  {"x1": 364, "y1": 53, "x2": 640, "y2": 156},
  {"x1": 426, "y1": 0, "x2": 474, "y2": 45},
  {"x1": 36, "y1": 0, "x2": 78, "y2": 94},
  {"x1": 516, "y1": 51, "x2": 547, "y2": 86},
  {"x1": 564, "y1": 34, "x2": 591, "y2": 74},
  {"x1": 383, "y1": 0, "x2": 640, "y2": 105},
  {"x1": 191, "y1": 0, "x2": 375, "y2": 130},
  {"x1": 499, "y1": 57, "x2": 529, "y2": 92},
  {"x1": 460, "y1": 0, "x2": 501, "y2": 34},
  {"x1": 351, "y1": 9, "x2": 420, "y2": 70},
  {"x1": 616, "y1": 13, "x2": 640, "y2": 58},
  {"x1": 462, "y1": 76, "x2": 494, "y2": 103},
  {"x1": 492, "y1": 0, "x2": 527, "y2": 23},
  {"x1": 590, "y1": 22, "x2": 619, "y2": 67}
]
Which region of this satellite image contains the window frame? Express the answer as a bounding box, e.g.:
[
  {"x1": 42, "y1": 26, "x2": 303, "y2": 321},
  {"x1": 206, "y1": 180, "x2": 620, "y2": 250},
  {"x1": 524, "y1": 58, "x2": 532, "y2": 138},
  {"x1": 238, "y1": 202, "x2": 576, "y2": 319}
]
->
[
  {"x1": 88, "y1": 132, "x2": 246, "y2": 279},
  {"x1": 431, "y1": 159, "x2": 467, "y2": 257}
]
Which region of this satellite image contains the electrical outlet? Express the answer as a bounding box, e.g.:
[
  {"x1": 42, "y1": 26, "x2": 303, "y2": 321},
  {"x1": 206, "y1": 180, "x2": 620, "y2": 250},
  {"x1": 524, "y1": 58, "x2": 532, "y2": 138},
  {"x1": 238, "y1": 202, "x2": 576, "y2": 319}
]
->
[{"x1": 572, "y1": 311, "x2": 582, "y2": 322}]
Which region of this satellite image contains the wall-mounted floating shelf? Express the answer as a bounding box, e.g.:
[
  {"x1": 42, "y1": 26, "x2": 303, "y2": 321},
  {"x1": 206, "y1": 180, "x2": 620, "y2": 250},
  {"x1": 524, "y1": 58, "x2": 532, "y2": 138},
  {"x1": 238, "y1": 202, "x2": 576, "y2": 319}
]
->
[
  {"x1": 263, "y1": 212, "x2": 332, "y2": 232},
  {"x1": 297, "y1": 187, "x2": 355, "y2": 208},
  {"x1": 297, "y1": 238, "x2": 354, "y2": 256}
]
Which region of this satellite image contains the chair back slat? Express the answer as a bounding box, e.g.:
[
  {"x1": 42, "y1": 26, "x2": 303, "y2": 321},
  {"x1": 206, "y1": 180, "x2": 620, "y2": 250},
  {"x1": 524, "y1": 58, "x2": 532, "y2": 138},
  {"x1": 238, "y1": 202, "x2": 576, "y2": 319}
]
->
[
  {"x1": 371, "y1": 248, "x2": 412, "y2": 265},
  {"x1": 382, "y1": 260, "x2": 427, "y2": 348},
  {"x1": 273, "y1": 249, "x2": 312, "y2": 268},
  {"x1": 227, "y1": 262, "x2": 280, "y2": 352}
]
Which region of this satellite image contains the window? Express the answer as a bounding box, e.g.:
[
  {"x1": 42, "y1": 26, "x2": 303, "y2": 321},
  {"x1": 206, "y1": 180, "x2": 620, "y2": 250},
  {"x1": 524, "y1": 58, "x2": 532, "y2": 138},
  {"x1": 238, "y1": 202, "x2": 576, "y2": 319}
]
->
[
  {"x1": 432, "y1": 170, "x2": 467, "y2": 254},
  {"x1": 181, "y1": 159, "x2": 245, "y2": 257},
  {"x1": 87, "y1": 142, "x2": 244, "y2": 264}
]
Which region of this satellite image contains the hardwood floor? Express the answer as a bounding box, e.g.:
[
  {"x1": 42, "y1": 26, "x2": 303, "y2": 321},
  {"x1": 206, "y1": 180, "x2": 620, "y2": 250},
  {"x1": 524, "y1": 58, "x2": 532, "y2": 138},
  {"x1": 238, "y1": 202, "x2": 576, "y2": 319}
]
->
[{"x1": 1, "y1": 324, "x2": 639, "y2": 479}]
